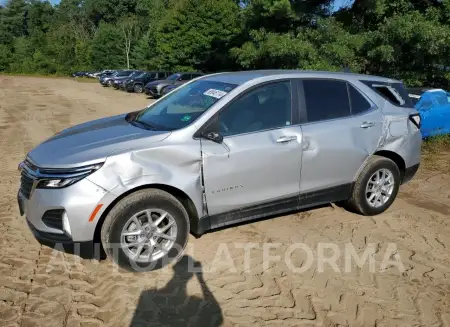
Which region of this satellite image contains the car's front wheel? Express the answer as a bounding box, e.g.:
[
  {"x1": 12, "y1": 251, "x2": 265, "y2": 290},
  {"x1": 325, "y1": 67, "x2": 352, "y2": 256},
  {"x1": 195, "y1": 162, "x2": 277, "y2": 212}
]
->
[
  {"x1": 100, "y1": 189, "x2": 190, "y2": 272},
  {"x1": 346, "y1": 155, "x2": 400, "y2": 216},
  {"x1": 134, "y1": 84, "x2": 144, "y2": 93}
]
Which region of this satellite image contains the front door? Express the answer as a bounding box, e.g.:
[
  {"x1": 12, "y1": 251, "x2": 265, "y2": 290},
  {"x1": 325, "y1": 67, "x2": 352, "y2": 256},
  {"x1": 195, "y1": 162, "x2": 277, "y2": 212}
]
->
[
  {"x1": 298, "y1": 79, "x2": 383, "y2": 195},
  {"x1": 201, "y1": 80, "x2": 303, "y2": 216}
]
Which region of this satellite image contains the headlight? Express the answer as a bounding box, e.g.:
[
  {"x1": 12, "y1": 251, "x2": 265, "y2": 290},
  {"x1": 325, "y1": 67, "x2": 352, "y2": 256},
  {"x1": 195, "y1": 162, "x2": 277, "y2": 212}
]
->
[{"x1": 37, "y1": 163, "x2": 104, "y2": 189}]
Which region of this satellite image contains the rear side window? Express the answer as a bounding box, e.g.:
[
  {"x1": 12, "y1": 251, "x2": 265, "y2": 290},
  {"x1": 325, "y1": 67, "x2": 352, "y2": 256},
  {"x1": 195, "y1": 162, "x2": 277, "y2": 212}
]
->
[
  {"x1": 303, "y1": 79, "x2": 351, "y2": 123},
  {"x1": 361, "y1": 80, "x2": 413, "y2": 108},
  {"x1": 348, "y1": 84, "x2": 372, "y2": 114}
]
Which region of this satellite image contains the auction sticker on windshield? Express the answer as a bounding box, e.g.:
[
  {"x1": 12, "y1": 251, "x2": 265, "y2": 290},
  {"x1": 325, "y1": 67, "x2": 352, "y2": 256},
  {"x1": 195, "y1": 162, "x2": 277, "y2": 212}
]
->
[{"x1": 204, "y1": 89, "x2": 227, "y2": 99}]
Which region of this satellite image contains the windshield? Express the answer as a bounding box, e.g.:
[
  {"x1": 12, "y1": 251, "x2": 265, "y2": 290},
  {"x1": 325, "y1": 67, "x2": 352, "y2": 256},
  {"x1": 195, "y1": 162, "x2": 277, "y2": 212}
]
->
[
  {"x1": 116, "y1": 71, "x2": 132, "y2": 77},
  {"x1": 167, "y1": 73, "x2": 181, "y2": 81},
  {"x1": 133, "y1": 80, "x2": 237, "y2": 131},
  {"x1": 129, "y1": 71, "x2": 142, "y2": 78}
]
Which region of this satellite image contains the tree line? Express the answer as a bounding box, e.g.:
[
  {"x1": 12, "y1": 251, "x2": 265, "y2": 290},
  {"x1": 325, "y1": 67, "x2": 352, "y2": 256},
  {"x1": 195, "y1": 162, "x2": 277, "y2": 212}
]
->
[{"x1": 0, "y1": 0, "x2": 449, "y2": 88}]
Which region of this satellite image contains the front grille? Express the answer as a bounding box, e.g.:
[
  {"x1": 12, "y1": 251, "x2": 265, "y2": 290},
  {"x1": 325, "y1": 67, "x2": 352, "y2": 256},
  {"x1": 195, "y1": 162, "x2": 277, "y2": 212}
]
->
[
  {"x1": 20, "y1": 172, "x2": 34, "y2": 199},
  {"x1": 42, "y1": 209, "x2": 65, "y2": 230}
]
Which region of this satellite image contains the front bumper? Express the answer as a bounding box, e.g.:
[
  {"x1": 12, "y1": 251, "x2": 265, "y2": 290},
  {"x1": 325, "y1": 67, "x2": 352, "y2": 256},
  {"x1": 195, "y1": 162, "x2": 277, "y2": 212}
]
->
[
  {"x1": 144, "y1": 87, "x2": 159, "y2": 97},
  {"x1": 18, "y1": 178, "x2": 108, "y2": 242},
  {"x1": 26, "y1": 218, "x2": 102, "y2": 259}
]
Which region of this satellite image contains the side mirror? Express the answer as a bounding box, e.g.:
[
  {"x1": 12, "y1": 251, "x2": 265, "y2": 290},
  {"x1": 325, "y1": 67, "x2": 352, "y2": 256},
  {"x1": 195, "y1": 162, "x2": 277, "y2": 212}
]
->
[{"x1": 202, "y1": 131, "x2": 223, "y2": 144}]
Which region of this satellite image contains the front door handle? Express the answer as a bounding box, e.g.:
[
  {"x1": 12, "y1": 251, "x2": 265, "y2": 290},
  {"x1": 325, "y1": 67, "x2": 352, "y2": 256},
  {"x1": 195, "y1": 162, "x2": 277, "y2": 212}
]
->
[
  {"x1": 276, "y1": 135, "x2": 297, "y2": 143},
  {"x1": 360, "y1": 121, "x2": 375, "y2": 129}
]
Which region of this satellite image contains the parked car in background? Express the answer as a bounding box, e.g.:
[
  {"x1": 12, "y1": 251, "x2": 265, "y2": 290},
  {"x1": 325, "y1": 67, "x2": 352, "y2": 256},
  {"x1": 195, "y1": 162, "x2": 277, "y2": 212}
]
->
[
  {"x1": 100, "y1": 70, "x2": 134, "y2": 87},
  {"x1": 144, "y1": 72, "x2": 204, "y2": 98},
  {"x1": 123, "y1": 71, "x2": 172, "y2": 93},
  {"x1": 160, "y1": 84, "x2": 178, "y2": 96},
  {"x1": 92, "y1": 70, "x2": 114, "y2": 79},
  {"x1": 112, "y1": 70, "x2": 144, "y2": 89},
  {"x1": 411, "y1": 88, "x2": 450, "y2": 138},
  {"x1": 18, "y1": 70, "x2": 421, "y2": 272},
  {"x1": 71, "y1": 71, "x2": 89, "y2": 77}
]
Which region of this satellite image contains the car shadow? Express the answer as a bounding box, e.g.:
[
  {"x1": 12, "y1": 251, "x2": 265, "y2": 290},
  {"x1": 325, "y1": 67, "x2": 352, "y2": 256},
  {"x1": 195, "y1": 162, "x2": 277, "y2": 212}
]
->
[{"x1": 130, "y1": 255, "x2": 223, "y2": 327}]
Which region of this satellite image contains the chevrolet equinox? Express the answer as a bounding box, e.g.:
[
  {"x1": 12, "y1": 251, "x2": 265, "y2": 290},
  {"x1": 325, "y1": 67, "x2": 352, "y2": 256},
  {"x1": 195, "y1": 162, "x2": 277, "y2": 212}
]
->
[{"x1": 18, "y1": 70, "x2": 422, "y2": 271}]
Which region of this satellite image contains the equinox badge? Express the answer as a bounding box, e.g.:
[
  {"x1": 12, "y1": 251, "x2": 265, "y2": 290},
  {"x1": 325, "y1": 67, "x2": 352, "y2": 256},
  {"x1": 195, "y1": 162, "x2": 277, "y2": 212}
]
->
[{"x1": 212, "y1": 185, "x2": 243, "y2": 194}]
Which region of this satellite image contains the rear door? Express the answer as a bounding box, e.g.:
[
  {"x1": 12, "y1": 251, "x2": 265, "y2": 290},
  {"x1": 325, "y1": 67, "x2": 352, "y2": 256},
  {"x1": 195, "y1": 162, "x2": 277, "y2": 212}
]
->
[
  {"x1": 297, "y1": 79, "x2": 383, "y2": 197},
  {"x1": 201, "y1": 80, "x2": 303, "y2": 215}
]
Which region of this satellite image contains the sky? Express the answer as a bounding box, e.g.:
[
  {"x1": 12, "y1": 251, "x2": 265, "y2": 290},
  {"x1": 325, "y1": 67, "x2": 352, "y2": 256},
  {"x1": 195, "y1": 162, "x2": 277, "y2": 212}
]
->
[{"x1": 1, "y1": 0, "x2": 354, "y2": 11}]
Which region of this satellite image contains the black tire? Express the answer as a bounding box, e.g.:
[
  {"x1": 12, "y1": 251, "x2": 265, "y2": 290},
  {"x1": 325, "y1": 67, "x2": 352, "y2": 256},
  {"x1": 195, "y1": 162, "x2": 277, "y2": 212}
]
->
[
  {"x1": 345, "y1": 155, "x2": 401, "y2": 216},
  {"x1": 134, "y1": 84, "x2": 144, "y2": 93},
  {"x1": 100, "y1": 189, "x2": 190, "y2": 272}
]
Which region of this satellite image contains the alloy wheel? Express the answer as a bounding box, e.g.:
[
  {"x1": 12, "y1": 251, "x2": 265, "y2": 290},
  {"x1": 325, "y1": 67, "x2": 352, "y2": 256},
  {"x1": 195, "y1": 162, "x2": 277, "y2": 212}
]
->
[
  {"x1": 120, "y1": 209, "x2": 177, "y2": 263},
  {"x1": 365, "y1": 168, "x2": 395, "y2": 208}
]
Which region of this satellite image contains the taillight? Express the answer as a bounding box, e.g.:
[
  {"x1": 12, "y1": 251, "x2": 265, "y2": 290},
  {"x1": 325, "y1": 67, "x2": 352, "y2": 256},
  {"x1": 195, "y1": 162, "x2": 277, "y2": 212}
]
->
[{"x1": 409, "y1": 113, "x2": 421, "y2": 129}]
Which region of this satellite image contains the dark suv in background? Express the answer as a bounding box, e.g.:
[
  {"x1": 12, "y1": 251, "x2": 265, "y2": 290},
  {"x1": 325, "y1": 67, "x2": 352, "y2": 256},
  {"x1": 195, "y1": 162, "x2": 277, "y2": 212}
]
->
[
  {"x1": 112, "y1": 70, "x2": 144, "y2": 89},
  {"x1": 123, "y1": 71, "x2": 172, "y2": 93},
  {"x1": 144, "y1": 72, "x2": 204, "y2": 98}
]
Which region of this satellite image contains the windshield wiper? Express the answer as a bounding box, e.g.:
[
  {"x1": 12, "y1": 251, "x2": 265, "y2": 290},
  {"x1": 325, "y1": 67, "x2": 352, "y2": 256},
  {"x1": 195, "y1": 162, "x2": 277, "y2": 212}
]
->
[{"x1": 130, "y1": 119, "x2": 157, "y2": 130}]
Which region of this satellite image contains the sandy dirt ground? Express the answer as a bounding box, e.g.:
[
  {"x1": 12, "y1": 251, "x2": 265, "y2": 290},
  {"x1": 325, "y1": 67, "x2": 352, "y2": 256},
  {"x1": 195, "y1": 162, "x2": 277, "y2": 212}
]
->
[{"x1": 0, "y1": 76, "x2": 450, "y2": 327}]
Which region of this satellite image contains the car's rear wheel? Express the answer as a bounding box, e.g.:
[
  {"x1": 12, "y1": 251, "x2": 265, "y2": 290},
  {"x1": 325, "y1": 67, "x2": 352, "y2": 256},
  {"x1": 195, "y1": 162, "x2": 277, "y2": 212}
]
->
[
  {"x1": 134, "y1": 84, "x2": 143, "y2": 93},
  {"x1": 100, "y1": 189, "x2": 190, "y2": 272},
  {"x1": 345, "y1": 155, "x2": 400, "y2": 216}
]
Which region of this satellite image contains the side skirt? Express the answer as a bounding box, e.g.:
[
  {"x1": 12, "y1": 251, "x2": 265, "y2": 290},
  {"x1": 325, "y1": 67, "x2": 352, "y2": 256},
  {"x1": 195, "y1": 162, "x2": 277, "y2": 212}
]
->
[{"x1": 191, "y1": 183, "x2": 353, "y2": 236}]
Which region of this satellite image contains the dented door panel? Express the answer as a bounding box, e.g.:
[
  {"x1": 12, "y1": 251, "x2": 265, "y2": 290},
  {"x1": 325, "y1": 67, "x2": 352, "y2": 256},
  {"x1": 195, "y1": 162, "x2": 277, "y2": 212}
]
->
[{"x1": 300, "y1": 109, "x2": 383, "y2": 193}]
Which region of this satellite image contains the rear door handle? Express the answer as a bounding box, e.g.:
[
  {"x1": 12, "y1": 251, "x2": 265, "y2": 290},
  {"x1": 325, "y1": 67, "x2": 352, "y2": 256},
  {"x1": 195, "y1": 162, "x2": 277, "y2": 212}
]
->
[
  {"x1": 360, "y1": 121, "x2": 375, "y2": 129},
  {"x1": 276, "y1": 136, "x2": 297, "y2": 143}
]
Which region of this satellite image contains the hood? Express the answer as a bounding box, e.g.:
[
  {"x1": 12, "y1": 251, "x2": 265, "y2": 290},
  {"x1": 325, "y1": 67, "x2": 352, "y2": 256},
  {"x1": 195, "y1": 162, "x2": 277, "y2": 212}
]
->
[
  {"x1": 146, "y1": 80, "x2": 172, "y2": 88},
  {"x1": 27, "y1": 113, "x2": 171, "y2": 168}
]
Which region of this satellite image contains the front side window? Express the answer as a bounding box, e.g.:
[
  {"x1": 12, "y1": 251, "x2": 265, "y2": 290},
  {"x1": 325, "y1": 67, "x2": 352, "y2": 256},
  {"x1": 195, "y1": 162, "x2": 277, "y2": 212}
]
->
[
  {"x1": 303, "y1": 79, "x2": 351, "y2": 123},
  {"x1": 144, "y1": 72, "x2": 156, "y2": 79},
  {"x1": 134, "y1": 80, "x2": 237, "y2": 131},
  {"x1": 218, "y1": 81, "x2": 292, "y2": 136}
]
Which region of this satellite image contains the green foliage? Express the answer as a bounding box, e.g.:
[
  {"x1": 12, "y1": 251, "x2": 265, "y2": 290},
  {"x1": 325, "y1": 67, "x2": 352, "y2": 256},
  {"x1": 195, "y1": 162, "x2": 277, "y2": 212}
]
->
[
  {"x1": 0, "y1": 0, "x2": 448, "y2": 89},
  {"x1": 153, "y1": 0, "x2": 241, "y2": 71},
  {"x1": 91, "y1": 23, "x2": 125, "y2": 69}
]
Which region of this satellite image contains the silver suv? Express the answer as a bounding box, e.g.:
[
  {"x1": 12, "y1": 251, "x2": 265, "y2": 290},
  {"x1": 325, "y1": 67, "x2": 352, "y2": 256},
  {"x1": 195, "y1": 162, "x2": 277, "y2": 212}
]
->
[{"x1": 18, "y1": 70, "x2": 422, "y2": 271}]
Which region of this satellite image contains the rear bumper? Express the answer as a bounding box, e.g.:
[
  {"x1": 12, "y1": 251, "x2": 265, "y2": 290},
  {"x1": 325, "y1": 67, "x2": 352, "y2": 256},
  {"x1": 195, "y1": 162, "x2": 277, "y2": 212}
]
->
[{"x1": 402, "y1": 163, "x2": 420, "y2": 184}]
